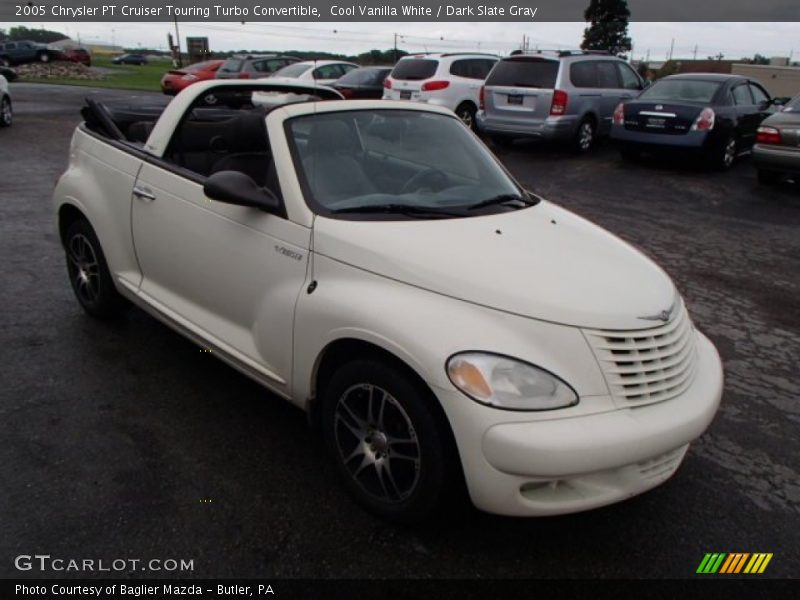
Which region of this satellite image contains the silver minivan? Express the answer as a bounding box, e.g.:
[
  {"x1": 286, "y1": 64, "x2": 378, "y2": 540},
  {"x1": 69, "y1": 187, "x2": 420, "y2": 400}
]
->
[{"x1": 476, "y1": 51, "x2": 645, "y2": 152}]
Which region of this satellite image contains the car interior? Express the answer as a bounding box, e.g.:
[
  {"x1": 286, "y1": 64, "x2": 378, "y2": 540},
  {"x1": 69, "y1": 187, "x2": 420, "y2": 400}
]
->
[{"x1": 81, "y1": 90, "x2": 513, "y2": 214}]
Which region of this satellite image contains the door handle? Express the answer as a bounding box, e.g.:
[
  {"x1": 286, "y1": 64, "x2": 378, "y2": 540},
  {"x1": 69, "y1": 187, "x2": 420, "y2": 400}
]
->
[{"x1": 132, "y1": 186, "x2": 156, "y2": 202}]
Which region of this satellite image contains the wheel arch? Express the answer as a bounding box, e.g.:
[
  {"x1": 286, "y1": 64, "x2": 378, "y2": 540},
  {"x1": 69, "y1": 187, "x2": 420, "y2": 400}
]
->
[
  {"x1": 58, "y1": 203, "x2": 90, "y2": 248},
  {"x1": 308, "y1": 339, "x2": 454, "y2": 440},
  {"x1": 579, "y1": 111, "x2": 598, "y2": 128},
  {"x1": 309, "y1": 338, "x2": 425, "y2": 419},
  {"x1": 307, "y1": 336, "x2": 467, "y2": 494},
  {"x1": 455, "y1": 99, "x2": 477, "y2": 113}
]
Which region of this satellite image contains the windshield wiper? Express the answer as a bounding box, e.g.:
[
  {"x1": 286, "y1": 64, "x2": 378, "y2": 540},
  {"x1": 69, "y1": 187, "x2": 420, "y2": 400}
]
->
[
  {"x1": 331, "y1": 203, "x2": 465, "y2": 218},
  {"x1": 467, "y1": 193, "x2": 538, "y2": 211}
]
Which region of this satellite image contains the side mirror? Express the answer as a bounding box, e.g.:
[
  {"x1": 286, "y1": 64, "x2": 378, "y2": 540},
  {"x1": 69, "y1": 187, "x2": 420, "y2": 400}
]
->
[
  {"x1": 642, "y1": 80, "x2": 653, "y2": 89},
  {"x1": 203, "y1": 171, "x2": 281, "y2": 213},
  {"x1": 771, "y1": 97, "x2": 787, "y2": 107}
]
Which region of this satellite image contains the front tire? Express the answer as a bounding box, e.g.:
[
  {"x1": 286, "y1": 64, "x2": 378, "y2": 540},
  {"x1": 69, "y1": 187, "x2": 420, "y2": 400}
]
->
[
  {"x1": 38, "y1": 51, "x2": 51, "y2": 63},
  {"x1": 0, "y1": 96, "x2": 11, "y2": 128},
  {"x1": 321, "y1": 358, "x2": 454, "y2": 523},
  {"x1": 64, "y1": 219, "x2": 129, "y2": 319}
]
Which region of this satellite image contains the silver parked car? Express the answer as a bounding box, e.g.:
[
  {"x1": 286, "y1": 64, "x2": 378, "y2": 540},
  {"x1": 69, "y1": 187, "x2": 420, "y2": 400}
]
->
[
  {"x1": 752, "y1": 94, "x2": 800, "y2": 184},
  {"x1": 476, "y1": 50, "x2": 645, "y2": 152}
]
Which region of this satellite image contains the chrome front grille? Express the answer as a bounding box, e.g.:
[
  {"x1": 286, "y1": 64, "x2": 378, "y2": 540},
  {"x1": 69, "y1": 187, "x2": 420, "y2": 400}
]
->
[{"x1": 584, "y1": 301, "x2": 698, "y2": 406}]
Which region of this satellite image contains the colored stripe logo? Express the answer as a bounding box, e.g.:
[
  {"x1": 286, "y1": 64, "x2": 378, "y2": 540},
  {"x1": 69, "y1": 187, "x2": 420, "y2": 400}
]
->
[{"x1": 696, "y1": 553, "x2": 773, "y2": 574}]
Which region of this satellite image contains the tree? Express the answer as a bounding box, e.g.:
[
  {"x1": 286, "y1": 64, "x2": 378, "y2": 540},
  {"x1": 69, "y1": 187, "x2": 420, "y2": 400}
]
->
[
  {"x1": 8, "y1": 26, "x2": 68, "y2": 44},
  {"x1": 581, "y1": 0, "x2": 632, "y2": 56}
]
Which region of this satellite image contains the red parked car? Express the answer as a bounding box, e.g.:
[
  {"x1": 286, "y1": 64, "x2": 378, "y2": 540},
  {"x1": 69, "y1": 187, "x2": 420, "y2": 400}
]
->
[
  {"x1": 161, "y1": 59, "x2": 224, "y2": 95},
  {"x1": 58, "y1": 47, "x2": 92, "y2": 67}
]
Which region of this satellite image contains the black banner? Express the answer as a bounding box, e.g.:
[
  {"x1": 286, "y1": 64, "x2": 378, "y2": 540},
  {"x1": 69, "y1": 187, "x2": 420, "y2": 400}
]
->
[
  {"x1": 3, "y1": 0, "x2": 800, "y2": 22},
  {"x1": 3, "y1": 579, "x2": 796, "y2": 600}
]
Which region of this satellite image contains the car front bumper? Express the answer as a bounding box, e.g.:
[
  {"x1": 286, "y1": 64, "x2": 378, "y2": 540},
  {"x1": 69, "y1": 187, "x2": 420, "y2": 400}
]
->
[
  {"x1": 433, "y1": 331, "x2": 723, "y2": 516},
  {"x1": 752, "y1": 143, "x2": 800, "y2": 174},
  {"x1": 476, "y1": 112, "x2": 578, "y2": 141}
]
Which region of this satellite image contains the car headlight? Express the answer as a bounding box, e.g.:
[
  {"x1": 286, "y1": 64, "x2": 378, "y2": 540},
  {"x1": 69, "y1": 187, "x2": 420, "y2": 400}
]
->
[{"x1": 446, "y1": 352, "x2": 578, "y2": 411}]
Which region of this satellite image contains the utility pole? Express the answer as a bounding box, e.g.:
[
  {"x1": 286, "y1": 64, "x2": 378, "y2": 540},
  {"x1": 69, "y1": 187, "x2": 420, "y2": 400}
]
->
[
  {"x1": 693, "y1": 44, "x2": 698, "y2": 60},
  {"x1": 173, "y1": 15, "x2": 182, "y2": 67},
  {"x1": 393, "y1": 33, "x2": 398, "y2": 64},
  {"x1": 668, "y1": 38, "x2": 675, "y2": 61}
]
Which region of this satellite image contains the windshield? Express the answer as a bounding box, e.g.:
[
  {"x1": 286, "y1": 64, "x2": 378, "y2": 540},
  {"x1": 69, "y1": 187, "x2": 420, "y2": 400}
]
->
[
  {"x1": 639, "y1": 80, "x2": 721, "y2": 103},
  {"x1": 274, "y1": 63, "x2": 313, "y2": 78},
  {"x1": 219, "y1": 59, "x2": 243, "y2": 74},
  {"x1": 286, "y1": 110, "x2": 532, "y2": 220}
]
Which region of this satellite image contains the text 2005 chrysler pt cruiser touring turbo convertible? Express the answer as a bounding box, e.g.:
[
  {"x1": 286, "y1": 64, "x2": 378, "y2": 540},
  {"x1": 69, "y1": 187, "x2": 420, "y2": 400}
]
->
[{"x1": 53, "y1": 81, "x2": 723, "y2": 521}]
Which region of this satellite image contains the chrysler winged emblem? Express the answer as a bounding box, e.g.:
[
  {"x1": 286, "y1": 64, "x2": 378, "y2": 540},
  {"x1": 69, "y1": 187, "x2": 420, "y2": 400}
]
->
[
  {"x1": 638, "y1": 305, "x2": 674, "y2": 322},
  {"x1": 655, "y1": 104, "x2": 664, "y2": 110}
]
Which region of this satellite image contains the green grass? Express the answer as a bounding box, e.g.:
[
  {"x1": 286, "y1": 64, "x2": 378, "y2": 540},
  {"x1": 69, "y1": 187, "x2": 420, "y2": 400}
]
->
[{"x1": 24, "y1": 56, "x2": 169, "y2": 91}]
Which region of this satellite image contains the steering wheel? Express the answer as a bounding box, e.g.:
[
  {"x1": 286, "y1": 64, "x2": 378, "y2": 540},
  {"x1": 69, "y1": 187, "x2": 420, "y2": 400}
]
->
[{"x1": 400, "y1": 168, "x2": 449, "y2": 194}]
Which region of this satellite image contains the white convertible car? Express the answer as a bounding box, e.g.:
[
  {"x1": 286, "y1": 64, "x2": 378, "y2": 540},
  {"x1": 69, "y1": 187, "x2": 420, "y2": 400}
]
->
[{"x1": 53, "y1": 80, "x2": 723, "y2": 521}]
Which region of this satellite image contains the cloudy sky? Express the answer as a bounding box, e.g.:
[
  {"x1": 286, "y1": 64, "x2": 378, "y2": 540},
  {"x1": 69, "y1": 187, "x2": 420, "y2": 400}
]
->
[{"x1": 9, "y1": 21, "x2": 799, "y2": 62}]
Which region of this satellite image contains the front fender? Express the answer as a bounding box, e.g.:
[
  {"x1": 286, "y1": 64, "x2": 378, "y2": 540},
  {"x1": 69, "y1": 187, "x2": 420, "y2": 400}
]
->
[{"x1": 292, "y1": 254, "x2": 610, "y2": 417}]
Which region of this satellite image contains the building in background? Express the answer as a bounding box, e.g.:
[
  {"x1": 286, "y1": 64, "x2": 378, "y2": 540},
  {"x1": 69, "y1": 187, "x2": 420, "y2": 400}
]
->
[{"x1": 731, "y1": 63, "x2": 800, "y2": 97}]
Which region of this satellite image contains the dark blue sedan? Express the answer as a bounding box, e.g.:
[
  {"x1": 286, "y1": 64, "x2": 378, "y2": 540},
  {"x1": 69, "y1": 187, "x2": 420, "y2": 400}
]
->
[{"x1": 611, "y1": 73, "x2": 778, "y2": 169}]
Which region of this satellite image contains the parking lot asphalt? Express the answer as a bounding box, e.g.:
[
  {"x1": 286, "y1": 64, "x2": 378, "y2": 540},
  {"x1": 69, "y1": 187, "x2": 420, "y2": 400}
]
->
[{"x1": 1, "y1": 83, "x2": 798, "y2": 580}]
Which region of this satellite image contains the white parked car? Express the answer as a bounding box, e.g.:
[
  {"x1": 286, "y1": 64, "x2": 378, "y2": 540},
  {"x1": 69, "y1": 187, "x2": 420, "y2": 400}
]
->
[
  {"x1": 53, "y1": 81, "x2": 723, "y2": 522},
  {"x1": 0, "y1": 73, "x2": 11, "y2": 127},
  {"x1": 268, "y1": 60, "x2": 360, "y2": 86},
  {"x1": 382, "y1": 52, "x2": 498, "y2": 129}
]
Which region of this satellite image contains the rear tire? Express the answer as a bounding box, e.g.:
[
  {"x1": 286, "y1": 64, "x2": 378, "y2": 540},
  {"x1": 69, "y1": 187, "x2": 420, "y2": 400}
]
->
[
  {"x1": 64, "y1": 219, "x2": 129, "y2": 319},
  {"x1": 708, "y1": 135, "x2": 737, "y2": 171},
  {"x1": 320, "y1": 358, "x2": 455, "y2": 523},
  {"x1": 572, "y1": 118, "x2": 596, "y2": 153},
  {"x1": 0, "y1": 56, "x2": 10, "y2": 67},
  {"x1": 0, "y1": 96, "x2": 11, "y2": 128},
  {"x1": 757, "y1": 169, "x2": 782, "y2": 185},
  {"x1": 455, "y1": 102, "x2": 477, "y2": 131}
]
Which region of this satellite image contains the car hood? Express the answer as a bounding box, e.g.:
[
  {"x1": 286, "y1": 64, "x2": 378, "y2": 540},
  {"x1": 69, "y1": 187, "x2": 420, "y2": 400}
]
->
[{"x1": 313, "y1": 201, "x2": 677, "y2": 330}]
